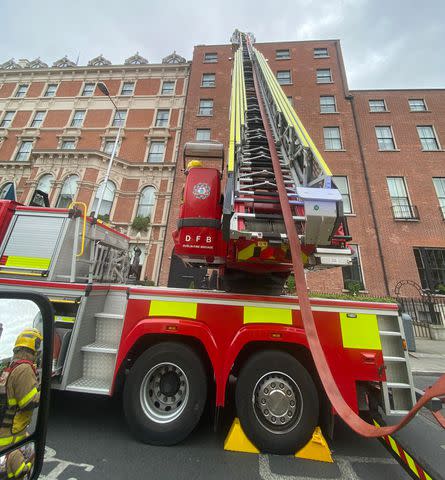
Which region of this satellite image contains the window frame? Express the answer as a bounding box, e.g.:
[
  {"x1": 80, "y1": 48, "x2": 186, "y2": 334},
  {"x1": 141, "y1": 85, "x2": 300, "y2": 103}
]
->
[
  {"x1": 314, "y1": 47, "x2": 329, "y2": 58},
  {"x1": 55, "y1": 174, "x2": 79, "y2": 208},
  {"x1": 35, "y1": 173, "x2": 54, "y2": 195},
  {"x1": 368, "y1": 99, "x2": 388, "y2": 113},
  {"x1": 147, "y1": 141, "x2": 166, "y2": 163},
  {"x1": 30, "y1": 110, "x2": 46, "y2": 128},
  {"x1": 155, "y1": 109, "x2": 170, "y2": 127},
  {"x1": 161, "y1": 80, "x2": 175, "y2": 95},
  {"x1": 276, "y1": 70, "x2": 292, "y2": 85},
  {"x1": 323, "y1": 126, "x2": 343, "y2": 151},
  {"x1": 43, "y1": 83, "x2": 58, "y2": 97},
  {"x1": 15, "y1": 84, "x2": 29, "y2": 98},
  {"x1": 316, "y1": 68, "x2": 333, "y2": 83},
  {"x1": 60, "y1": 139, "x2": 76, "y2": 150},
  {"x1": 196, "y1": 128, "x2": 211, "y2": 141},
  {"x1": 387, "y1": 176, "x2": 417, "y2": 220},
  {"x1": 332, "y1": 175, "x2": 353, "y2": 214},
  {"x1": 136, "y1": 186, "x2": 156, "y2": 219},
  {"x1": 0, "y1": 182, "x2": 14, "y2": 200},
  {"x1": 375, "y1": 125, "x2": 397, "y2": 151},
  {"x1": 102, "y1": 138, "x2": 119, "y2": 155},
  {"x1": 14, "y1": 140, "x2": 33, "y2": 162},
  {"x1": 70, "y1": 110, "x2": 86, "y2": 128},
  {"x1": 201, "y1": 73, "x2": 216, "y2": 88},
  {"x1": 0, "y1": 111, "x2": 15, "y2": 128},
  {"x1": 203, "y1": 53, "x2": 218, "y2": 63},
  {"x1": 81, "y1": 83, "x2": 95, "y2": 97},
  {"x1": 342, "y1": 244, "x2": 365, "y2": 291},
  {"x1": 320, "y1": 95, "x2": 337, "y2": 114},
  {"x1": 414, "y1": 247, "x2": 445, "y2": 291},
  {"x1": 198, "y1": 99, "x2": 214, "y2": 116},
  {"x1": 417, "y1": 125, "x2": 440, "y2": 151},
  {"x1": 111, "y1": 109, "x2": 127, "y2": 128},
  {"x1": 90, "y1": 180, "x2": 116, "y2": 219},
  {"x1": 275, "y1": 49, "x2": 291, "y2": 60},
  {"x1": 433, "y1": 177, "x2": 445, "y2": 219},
  {"x1": 120, "y1": 81, "x2": 135, "y2": 96},
  {"x1": 409, "y1": 98, "x2": 427, "y2": 112}
]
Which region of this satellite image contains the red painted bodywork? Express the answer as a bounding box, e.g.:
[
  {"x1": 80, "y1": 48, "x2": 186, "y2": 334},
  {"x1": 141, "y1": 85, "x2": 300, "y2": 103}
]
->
[{"x1": 0, "y1": 201, "x2": 19, "y2": 245}]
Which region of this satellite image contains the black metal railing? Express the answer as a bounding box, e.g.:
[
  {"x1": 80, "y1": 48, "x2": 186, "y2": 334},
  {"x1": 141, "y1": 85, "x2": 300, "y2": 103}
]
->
[
  {"x1": 392, "y1": 204, "x2": 419, "y2": 220},
  {"x1": 398, "y1": 295, "x2": 445, "y2": 338}
]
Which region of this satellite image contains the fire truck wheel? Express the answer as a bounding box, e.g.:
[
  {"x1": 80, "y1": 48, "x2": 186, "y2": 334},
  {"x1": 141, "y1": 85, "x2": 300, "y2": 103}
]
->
[
  {"x1": 123, "y1": 342, "x2": 207, "y2": 445},
  {"x1": 235, "y1": 350, "x2": 319, "y2": 454}
]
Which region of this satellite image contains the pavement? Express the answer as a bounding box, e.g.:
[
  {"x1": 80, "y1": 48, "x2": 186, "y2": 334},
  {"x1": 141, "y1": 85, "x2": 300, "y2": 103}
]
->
[{"x1": 409, "y1": 337, "x2": 445, "y2": 376}]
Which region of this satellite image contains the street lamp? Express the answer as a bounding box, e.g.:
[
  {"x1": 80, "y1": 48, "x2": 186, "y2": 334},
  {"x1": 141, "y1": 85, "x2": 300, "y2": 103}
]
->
[{"x1": 94, "y1": 82, "x2": 124, "y2": 220}]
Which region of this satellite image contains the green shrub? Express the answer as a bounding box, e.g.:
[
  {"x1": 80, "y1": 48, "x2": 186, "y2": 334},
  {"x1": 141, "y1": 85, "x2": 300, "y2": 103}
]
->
[{"x1": 131, "y1": 215, "x2": 150, "y2": 232}]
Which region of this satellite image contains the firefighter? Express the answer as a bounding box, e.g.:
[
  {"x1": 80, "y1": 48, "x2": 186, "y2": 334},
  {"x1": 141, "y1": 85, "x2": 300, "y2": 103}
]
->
[
  {"x1": 0, "y1": 328, "x2": 42, "y2": 450},
  {"x1": 5, "y1": 449, "x2": 32, "y2": 479}
]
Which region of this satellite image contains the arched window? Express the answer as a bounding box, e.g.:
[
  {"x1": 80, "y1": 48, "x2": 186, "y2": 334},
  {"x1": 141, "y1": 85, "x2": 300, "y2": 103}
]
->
[
  {"x1": 0, "y1": 182, "x2": 13, "y2": 199},
  {"x1": 136, "y1": 186, "x2": 155, "y2": 219},
  {"x1": 56, "y1": 175, "x2": 79, "y2": 208},
  {"x1": 36, "y1": 174, "x2": 54, "y2": 194},
  {"x1": 91, "y1": 180, "x2": 116, "y2": 218}
]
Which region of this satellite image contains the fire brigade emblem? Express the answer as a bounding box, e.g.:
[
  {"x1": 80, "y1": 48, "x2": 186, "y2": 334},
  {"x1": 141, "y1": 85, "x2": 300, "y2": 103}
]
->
[{"x1": 193, "y1": 183, "x2": 211, "y2": 200}]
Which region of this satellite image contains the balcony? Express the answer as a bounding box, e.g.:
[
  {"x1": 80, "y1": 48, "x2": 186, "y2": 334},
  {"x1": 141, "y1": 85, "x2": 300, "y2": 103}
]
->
[{"x1": 391, "y1": 204, "x2": 419, "y2": 221}]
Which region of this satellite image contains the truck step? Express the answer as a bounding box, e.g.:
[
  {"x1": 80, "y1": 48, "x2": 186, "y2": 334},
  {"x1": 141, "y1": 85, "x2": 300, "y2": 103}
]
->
[
  {"x1": 387, "y1": 382, "x2": 412, "y2": 389},
  {"x1": 383, "y1": 356, "x2": 407, "y2": 363},
  {"x1": 379, "y1": 331, "x2": 402, "y2": 337},
  {"x1": 94, "y1": 312, "x2": 123, "y2": 320},
  {"x1": 66, "y1": 377, "x2": 111, "y2": 394},
  {"x1": 81, "y1": 341, "x2": 118, "y2": 354}
]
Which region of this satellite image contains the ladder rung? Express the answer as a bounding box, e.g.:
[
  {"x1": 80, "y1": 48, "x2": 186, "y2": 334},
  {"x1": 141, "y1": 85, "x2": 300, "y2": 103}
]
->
[
  {"x1": 383, "y1": 356, "x2": 407, "y2": 363},
  {"x1": 387, "y1": 382, "x2": 412, "y2": 389},
  {"x1": 379, "y1": 331, "x2": 402, "y2": 337}
]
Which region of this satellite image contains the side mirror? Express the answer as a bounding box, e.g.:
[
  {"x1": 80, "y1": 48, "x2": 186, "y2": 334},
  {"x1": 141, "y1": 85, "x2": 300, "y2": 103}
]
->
[{"x1": 0, "y1": 292, "x2": 53, "y2": 479}]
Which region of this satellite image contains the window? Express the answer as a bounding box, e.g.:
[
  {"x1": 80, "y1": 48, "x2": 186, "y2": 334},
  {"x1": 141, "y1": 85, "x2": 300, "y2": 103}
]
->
[
  {"x1": 198, "y1": 99, "x2": 213, "y2": 116},
  {"x1": 155, "y1": 109, "x2": 169, "y2": 127},
  {"x1": 56, "y1": 175, "x2": 79, "y2": 208},
  {"x1": 369, "y1": 99, "x2": 387, "y2": 112},
  {"x1": 417, "y1": 126, "x2": 439, "y2": 151},
  {"x1": 276, "y1": 70, "x2": 291, "y2": 85},
  {"x1": 136, "y1": 186, "x2": 155, "y2": 218},
  {"x1": 61, "y1": 140, "x2": 75, "y2": 150},
  {"x1": 409, "y1": 99, "x2": 426, "y2": 112},
  {"x1": 287, "y1": 96, "x2": 293, "y2": 106},
  {"x1": 161, "y1": 81, "x2": 175, "y2": 95},
  {"x1": 147, "y1": 142, "x2": 165, "y2": 163},
  {"x1": 387, "y1": 177, "x2": 416, "y2": 219},
  {"x1": 201, "y1": 74, "x2": 216, "y2": 87},
  {"x1": 90, "y1": 180, "x2": 116, "y2": 218},
  {"x1": 433, "y1": 178, "x2": 445, "y2": 219},
  {"x1": 0, "y1": 111, "x2": 14, "y2": 128},
  {"x1": 320, "y1": 96, "x2": 336, "y2": 113},
  {"x1": 375, "y1": 126, "x2": 396, "y2": 150},
  {"x1": 36, "y1": 174, "x2": 54, "y2": 194},
  {"x1": 121, "y1": 82, "x2": 135, "y2": 96},
  {"x1": 316, "y1": 69, "x2": 332, "y2": 83},
  {"x1": 0, "y1": 183, "x2": 13, "y2": 200},
  {"x1": 414, "y1": 248, "x2": 445, "y2": 291},
  {"x1": 14, "y1": 141, "x2": 33, "y2": 161},
  {"x1": 70, "y1": 110, "x2": 85, "y2": 127},
  {"x1": 15, "y1": 84, "x2": 28, "y2": 98},
  {"x1": 342, "y1": 245, "x2": 364, "y2": 290},
  {"x1": 314, "y1": 48, "x2": 329, "y2": 58},
  {"x1": 204, "y1": 53, "x2": 218, "y2": 63},
  {"x1": 103, "y1": 139, "x2": 117, "y2": 155},
  {"x1": 112, "y1": 110, "x2": 127, "y2": 127},
  {"x1": 196, "y1": 129, "x2": 211, "y2": 141},
  {"x1": 81, "y1": 83, "x2": 95, "y2": 96},
  {"x1": 276, "y1": 49, "x2": 290, "y2": 60},
  {"x1": 323, "y1": 127, "x2": 342, "y2": 150},
  {"x1": 30, "y1": 111, "x2": 45, "y2": 128},
  {"x1": 44, "y1": 84, "x2": 58, "y2": 97},
  {"x1": 333, "y1": 176, "x2": 352, "y2": 214}
]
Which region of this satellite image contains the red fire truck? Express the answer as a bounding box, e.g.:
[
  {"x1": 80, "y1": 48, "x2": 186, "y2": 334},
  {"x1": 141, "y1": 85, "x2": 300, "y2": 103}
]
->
[{"x1": 0, "y1": 30, "x2": 442, "y2": 476}]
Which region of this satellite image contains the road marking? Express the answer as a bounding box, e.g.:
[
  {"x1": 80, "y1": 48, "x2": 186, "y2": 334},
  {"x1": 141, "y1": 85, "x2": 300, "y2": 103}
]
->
[
  {"x1": 40, "y1": 447, "x2": 94, "y2": 480},
  {"x1": 259, "y1": 454, "x2": 398, "y2": 480}
]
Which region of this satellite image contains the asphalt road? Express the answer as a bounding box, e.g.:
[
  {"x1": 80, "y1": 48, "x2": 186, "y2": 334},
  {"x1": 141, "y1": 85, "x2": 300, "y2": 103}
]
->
[{"x1": 39, "y1": 389, "x2": 429, "y2": 480}]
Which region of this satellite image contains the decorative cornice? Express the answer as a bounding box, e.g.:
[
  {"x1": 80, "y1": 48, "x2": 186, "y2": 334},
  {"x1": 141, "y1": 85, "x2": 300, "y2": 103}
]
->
[
  {"x1": 162, "y1": 51, "x2": 186, "y2": 64},
  {"x1": 52, "y1": 56, "x2": 76, "y2": 68},
  {"x1": 87, "y1": 54, "x2": 112, "y2": 67},
  {"x1": 125, "y1": 52, "x2": 149, "y2": 65}
]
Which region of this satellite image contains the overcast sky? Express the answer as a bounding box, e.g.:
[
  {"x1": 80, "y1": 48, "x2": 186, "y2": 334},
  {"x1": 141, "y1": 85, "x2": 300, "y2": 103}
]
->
[{"x1": 0, "y1": 0, "x2": 443, "y2": 90}]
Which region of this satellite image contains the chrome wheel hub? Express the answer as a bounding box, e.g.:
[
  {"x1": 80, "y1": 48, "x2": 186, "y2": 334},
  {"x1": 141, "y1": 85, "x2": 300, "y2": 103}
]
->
[
  {"x1": 253, "y1": 372, "x2": 303, "y2": 433},
  {"x1": 140, "y1": 362, "x2": 189, "y2": 424}
]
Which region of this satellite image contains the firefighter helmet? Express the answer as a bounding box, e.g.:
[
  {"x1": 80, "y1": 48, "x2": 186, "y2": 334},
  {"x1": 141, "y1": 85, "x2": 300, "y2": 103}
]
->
[
  {"x1": 187, "y1": 160, "x2": 203, "y2": 169},
  {"x1": 14, "y1": 328, "x2": 43, "y2": 353}
]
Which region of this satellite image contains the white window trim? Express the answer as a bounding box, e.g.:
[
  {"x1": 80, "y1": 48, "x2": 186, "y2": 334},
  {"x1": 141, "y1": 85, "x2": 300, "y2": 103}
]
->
[
  {"x1": 314, "y1": 48, "x2": 330, "y2": 58},
  {"x1": 43, "y1": 83, "x2": 58, "y2": 98},
  {"x1": 197, "y1": 99, "x2": 214, "y2": 117},
  {"x1": 146, "y1": 140, "x2": 166, "y2": 163},
  {"x1": 342, "y1": 244, "x2": 367, "y2": 292},
  {"x1": 110, "y1": 109, "x2": 128, "y2": 128},
  {"x1": 375, "y1": 125, "x2": 398, "y2": 151},
  {"x1": 417, "y1": 124, "x2": 442, "y2": 151},
  {"x1": 101, "y1": 137, "x2": 121, "y2": 155},
  {"x1": 333, "y1": 175, "x2": 353, "y2": 215},
  {"x1": 0, "y1": 111, "x2": 15, "y2": 128},
  {"x1": 160, "y1": 80, "x2": 176, "y2": 95},
  {"x1": 201, "y1": 73, "x2": 216, "y2": 88},
  {"x1": 320, "y1": 95, "x2": 337, "y2": 114},
  {"x1": 368, "y1": 99, "x2": 388, "y2": 113},
  {"x1": 154, "y1": 109, "x2": 170, "y2": 128},
  {"x1": 120, "y1": 81, "x2": 136, "y2": 96},
  {"x1": 276, "y1": 70, "x2": 292, "y2": 85},
  {"x1": 12, "y1": 138, "x2": 35, "y2": 162},
  {"x1": 275, "y1": 49, "x2": 291, "y2": 60},
  {"x1": 316, "y1": 69, "x2": 333, "y2": 83},
  {"x1": 323, "y1": 126, "x2": 344, "y2": 151},
  {"x1": 409, "y1": 98, "x2": 428, "y2": 112},
  {"x1": 196, "y1": 128, "x2": 211, "y2": 141},
  {"x1": 14, "y1": 83, "x2": 29, "y2": 98},
  {"x1": 134, "y1": 185, "x2": 157, "y2": 220},
  {"x1": 387, "y1": 176, "x2": 416, "y2": 219},
  {"x1": 29, "y1": 111, "x2": 46, "y2": 128},
  {"x1": 69, "y1": 109, "x2": 86, "y2": 128},
  {"x1": 203, "y1": 53, "x2": 218, "y2": 63},
  {"x1": 80, "y1": 82, "x2": 96, "y2": 97}
]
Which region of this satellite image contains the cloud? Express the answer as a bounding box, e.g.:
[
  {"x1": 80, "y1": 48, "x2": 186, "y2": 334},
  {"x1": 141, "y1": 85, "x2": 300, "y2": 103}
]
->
[{"x1": 0, "y1": 0, "x2": 443, "y2": 89}]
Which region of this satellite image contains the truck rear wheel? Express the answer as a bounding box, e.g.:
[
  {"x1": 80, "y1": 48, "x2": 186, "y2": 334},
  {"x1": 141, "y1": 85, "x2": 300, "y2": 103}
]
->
[
  {"x1": 123, "y1": 341, "x2": 207, "y2": 445},
  {"x1": 235, "y1": 350, "x2": 319, "y2": 454}
]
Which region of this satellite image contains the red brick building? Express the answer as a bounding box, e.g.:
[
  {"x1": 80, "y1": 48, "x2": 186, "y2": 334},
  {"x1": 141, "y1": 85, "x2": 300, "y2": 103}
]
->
[
  {"x1": 160, "y1": 39, "x2": 445, "y2": 296},
  {"x1": 0, "y1": 52, "x2": 189, "y2": 283}
]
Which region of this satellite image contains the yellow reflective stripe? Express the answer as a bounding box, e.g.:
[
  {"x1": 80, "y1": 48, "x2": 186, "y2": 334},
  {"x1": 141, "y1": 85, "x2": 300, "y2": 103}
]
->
[
  {"x1": 8, "y1": 473, "x2": 13, "y2": 478},
  {"x1": 404, "y1": 451, "x2": 420, "y2": 477},
  {"x1": 0, "y1": 270, "x2": 44, "y2": 277},
  {"x1": 25, "y1": 463, "x2": 32, "y2": 470},
  {"x1": 149, "y1": 300, "x2": 197, "y2": 319},
  {"x1": 4, "y1": 256, "x2": 50, "y2": 270},
  {"x1": 13, "y1": 462, "x2": 26, "y2": 478},
  {"x1": 8, "y1": 398, "x2": 17, "y2": 406},
  {"x1": 54, "y1": 315, "x2": 75, "y2": 323},
  {"x1": 244, "y1": 306, "x2": 292, "y2": 325},
  {"x1": 340, "y1": 313, "x2": 382, "y2": 350},
  {"x1": 0, "y1": 433, "x2": 26, "y2": 446},
  {"x1": 387, "y1": 435, "x2": 399, "y2": 454},
  {"x1": 18, "y1": 387, "x2": 38, "y2": 408}
]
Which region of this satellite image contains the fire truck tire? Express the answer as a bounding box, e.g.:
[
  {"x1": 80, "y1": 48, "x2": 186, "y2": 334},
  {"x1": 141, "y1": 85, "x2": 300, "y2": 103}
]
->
[
  {"x1": 235, "y1": 350, "x2": 319, "y2": 454},
  {"x1": 123, "y1": 341, "x2": 207, "y2": 446}
]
